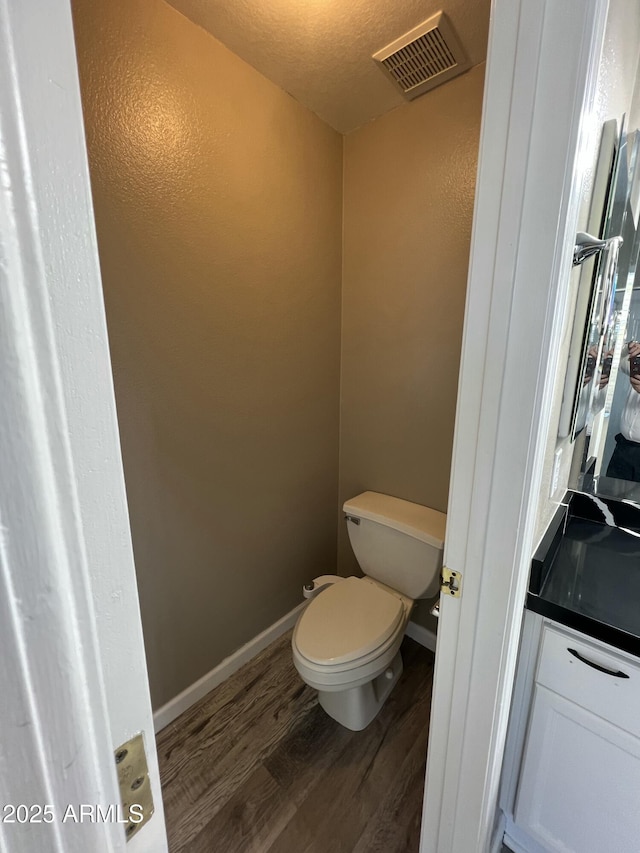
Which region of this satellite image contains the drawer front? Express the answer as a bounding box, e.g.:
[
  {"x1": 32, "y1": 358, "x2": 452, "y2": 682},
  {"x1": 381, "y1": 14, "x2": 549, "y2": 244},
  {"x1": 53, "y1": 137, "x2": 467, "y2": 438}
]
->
[{"x1": 536, "y1": 624, "x2": 640, "y2": 738}]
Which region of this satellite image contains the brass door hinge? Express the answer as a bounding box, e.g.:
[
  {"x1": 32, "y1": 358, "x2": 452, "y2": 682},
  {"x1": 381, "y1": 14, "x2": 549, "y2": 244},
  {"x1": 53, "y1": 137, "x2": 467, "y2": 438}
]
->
[
  {"x1": 114, "y1": 733, "x2": 154, "y2": 842},
  {"x1": 441, "y1": 567, "x2": 462, "y2": 598}
]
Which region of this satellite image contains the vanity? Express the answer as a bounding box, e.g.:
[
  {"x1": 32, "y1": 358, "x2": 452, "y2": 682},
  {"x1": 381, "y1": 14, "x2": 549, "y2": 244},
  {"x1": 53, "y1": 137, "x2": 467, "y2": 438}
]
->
[{"x1": 501, "y1": 492, "x2": 640, "y2": 853}]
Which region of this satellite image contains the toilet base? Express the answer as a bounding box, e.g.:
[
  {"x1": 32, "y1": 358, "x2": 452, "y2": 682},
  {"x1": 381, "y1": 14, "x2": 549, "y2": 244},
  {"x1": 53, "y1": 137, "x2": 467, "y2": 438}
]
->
[{"x1": 317, "y1": 651, "x2": 403, "y2": 731}]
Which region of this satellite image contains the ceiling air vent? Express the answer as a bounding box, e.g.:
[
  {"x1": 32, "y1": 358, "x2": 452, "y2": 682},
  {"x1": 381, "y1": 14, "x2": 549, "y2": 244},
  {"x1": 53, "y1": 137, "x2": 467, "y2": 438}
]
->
[{"x1": 373, "y1": 12, "x2": 469, "y2": 100}]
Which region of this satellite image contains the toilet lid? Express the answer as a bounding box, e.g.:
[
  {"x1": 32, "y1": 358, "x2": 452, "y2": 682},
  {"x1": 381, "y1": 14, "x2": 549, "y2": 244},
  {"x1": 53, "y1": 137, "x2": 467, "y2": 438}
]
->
[{"x1": 295, "y1": 577, "x2": 404, "y2": 666}]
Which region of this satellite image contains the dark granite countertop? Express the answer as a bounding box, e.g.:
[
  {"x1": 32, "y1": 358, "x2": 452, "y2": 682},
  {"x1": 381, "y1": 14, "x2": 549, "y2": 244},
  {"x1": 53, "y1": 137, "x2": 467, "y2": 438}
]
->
[{"x1": 527, "y1": 494, "x2": 640, "y2": 657}]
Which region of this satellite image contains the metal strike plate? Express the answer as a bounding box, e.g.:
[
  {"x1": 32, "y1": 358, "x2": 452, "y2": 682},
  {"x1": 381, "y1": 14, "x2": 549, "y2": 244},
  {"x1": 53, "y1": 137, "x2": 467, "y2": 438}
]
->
[
  {"x1": 441, "y1": 567, "x2": 462, "y2": 598},
  {"x1": 115, "y1": 733, "x2": 154, "y2": 842}
]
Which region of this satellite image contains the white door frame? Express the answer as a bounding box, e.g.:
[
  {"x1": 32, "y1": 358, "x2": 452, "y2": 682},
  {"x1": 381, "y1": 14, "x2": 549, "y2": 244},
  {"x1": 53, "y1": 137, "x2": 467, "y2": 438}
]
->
[
  {"x1": 0, "y1": 1, "x2": 167, "y2": 851},
  {"x1": 420, "y1": 1, "x2": 609, "y2": 851}
]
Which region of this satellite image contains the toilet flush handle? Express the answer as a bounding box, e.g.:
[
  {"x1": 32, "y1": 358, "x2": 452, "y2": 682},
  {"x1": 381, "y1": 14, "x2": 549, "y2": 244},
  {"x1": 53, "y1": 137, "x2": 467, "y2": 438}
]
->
[{"x1": 345, "y1": 515, "x2": 360, "y2": 525}]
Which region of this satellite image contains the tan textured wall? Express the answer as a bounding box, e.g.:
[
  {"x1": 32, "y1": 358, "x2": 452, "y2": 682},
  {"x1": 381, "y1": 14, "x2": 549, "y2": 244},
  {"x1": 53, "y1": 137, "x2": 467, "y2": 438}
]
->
[
  {"x1": 339, "y1": 65, "x2": 485, "y2": 627},
  {"x1": 72, "y1": 0, "x2": 343, "y2": 709}
]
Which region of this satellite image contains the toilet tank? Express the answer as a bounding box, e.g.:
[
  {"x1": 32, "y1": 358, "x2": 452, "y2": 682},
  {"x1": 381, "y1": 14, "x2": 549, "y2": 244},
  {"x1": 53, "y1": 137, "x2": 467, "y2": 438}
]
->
[{"x1": 343, "y1": 492, "x2": 446, "y2": 599}]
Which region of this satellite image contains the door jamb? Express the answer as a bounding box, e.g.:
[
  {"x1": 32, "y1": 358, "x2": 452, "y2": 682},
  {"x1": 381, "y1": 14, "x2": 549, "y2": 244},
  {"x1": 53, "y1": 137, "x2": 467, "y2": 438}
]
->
[
  {"x1": 0, "y1": 1, "x2": 167, "y2": 850},
  {"x1": 420, "y1": 1, "x2": 609, "y2": 850}
]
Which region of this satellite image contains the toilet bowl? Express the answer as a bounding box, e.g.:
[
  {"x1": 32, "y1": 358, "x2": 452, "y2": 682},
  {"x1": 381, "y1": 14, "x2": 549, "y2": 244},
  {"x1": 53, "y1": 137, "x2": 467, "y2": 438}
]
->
[{"x1": 292, "y1": 491, "x2": 446, "y2": 731}]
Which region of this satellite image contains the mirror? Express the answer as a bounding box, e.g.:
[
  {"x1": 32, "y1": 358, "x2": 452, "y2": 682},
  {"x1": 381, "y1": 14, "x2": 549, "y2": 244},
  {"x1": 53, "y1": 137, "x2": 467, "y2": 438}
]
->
[
  {"x1": 566, "y1": 118, "x2": 640, "y2": 500},
  {"x1": 559, "y1": 118, "x2": 623, "y2": 442}
]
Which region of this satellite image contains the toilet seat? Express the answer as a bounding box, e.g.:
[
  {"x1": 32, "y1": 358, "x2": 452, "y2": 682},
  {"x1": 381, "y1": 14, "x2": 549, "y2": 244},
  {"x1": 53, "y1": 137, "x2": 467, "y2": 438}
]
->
[
  {"x1": 294, "y1": 577, "x2": 404, "y2": 667},
  {"x1": 293, "y1": 619, "x2": 402, "y2": 676}
]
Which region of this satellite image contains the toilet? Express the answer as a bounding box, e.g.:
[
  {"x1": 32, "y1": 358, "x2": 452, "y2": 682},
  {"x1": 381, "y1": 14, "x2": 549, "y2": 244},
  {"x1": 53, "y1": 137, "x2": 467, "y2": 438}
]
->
[{"x1": 292, "y1": 491, "x2": 446, "y2": 731}]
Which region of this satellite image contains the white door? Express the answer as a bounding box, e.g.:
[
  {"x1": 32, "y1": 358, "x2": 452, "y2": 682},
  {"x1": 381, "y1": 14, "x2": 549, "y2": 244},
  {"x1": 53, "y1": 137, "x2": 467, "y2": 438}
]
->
[
  {"x1": 420, "y1": 1, "x2": 611, "y2": 851},
  {"x1": 0, "y1": 1, "x2": 167, "y2": 851}
]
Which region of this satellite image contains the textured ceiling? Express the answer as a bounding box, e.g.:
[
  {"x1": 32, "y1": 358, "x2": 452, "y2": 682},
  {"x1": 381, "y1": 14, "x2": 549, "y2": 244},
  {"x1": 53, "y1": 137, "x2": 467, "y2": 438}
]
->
[{"x1": 166, "y1": 0, "x2": 491, "y2": 133}]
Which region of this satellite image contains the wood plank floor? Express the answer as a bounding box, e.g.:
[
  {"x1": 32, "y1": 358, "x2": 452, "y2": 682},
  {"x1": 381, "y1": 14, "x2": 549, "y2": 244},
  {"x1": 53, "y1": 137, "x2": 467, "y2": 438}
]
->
[{"x1": 157, "y1": 631, "x2": 435, "y2": 853}]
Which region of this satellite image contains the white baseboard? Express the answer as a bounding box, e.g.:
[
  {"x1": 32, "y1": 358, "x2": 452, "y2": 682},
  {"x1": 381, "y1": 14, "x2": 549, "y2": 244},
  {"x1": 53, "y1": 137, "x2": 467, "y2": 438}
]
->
[
  {"x1": 153, "y1": 601, "x2": 306, "y2": 733},
  {"x1": 405, "y1": 620, "x2": 437, "y2": 652}
]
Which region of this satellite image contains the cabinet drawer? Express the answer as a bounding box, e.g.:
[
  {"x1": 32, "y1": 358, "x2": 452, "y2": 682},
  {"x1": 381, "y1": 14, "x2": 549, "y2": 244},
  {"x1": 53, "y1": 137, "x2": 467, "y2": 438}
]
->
[{"x1": 536, "y1": 624, "x2": 640, "y2": 738}]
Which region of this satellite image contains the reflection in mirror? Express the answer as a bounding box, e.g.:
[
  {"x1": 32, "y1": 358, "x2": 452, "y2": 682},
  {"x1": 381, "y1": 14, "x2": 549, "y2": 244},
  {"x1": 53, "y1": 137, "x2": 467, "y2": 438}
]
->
[
  {"x1": 558, "y1": 118, "x2": 622, "y2": 442},
  {"x1": 597, "y1": 128, "x2": 640, "y2": 494},
  {"x1": 569, "y1": 123, "x2": 640, "y2": 499}
]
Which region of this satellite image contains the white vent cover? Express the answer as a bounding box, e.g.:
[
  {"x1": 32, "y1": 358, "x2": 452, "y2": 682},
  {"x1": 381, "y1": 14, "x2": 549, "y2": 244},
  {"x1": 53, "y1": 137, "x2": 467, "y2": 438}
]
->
[{"x1": 373, "y1": 12, "x2": 469, "y2": 100}]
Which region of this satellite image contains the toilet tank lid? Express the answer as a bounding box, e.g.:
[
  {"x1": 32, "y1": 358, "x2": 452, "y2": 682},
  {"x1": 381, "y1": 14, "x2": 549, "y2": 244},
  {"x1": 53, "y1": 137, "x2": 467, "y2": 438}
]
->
[{"x1": 343, "y1": 492, "x2": 446, "y2": 548}]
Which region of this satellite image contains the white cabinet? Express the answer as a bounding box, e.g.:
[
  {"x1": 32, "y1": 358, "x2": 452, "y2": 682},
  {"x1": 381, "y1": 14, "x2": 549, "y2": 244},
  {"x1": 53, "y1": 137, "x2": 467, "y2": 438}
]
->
[
  {"x1": 502, "y1": 616, "x2": 640, "y2": 853},
  {"x1": 515, "y1": 685, "x2": 640, "y2": 852}
]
